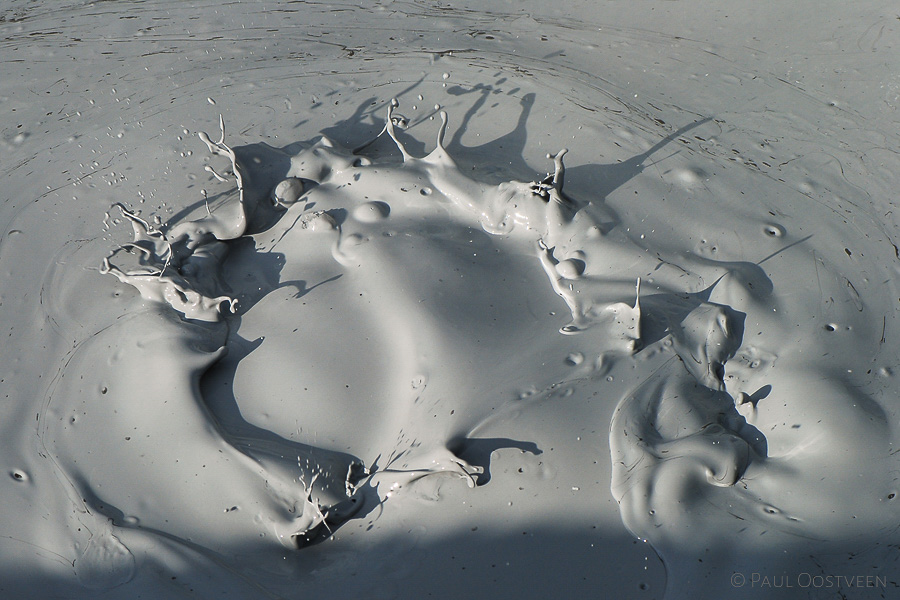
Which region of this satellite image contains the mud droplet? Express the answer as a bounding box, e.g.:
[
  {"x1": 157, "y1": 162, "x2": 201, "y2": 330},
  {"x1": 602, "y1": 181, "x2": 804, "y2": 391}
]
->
[
  {"x1": 300, "y1": 211, "x2": 337, "y2": 232},
  {"x1": 352, "y1": 201, "x2": 390, "y2": 223},
  {"x1": 565, "y1": 352, "x2": 584, "y2": 366},
  {"x1": 273, "y1": 177, "x2": 305, "y2": 207},
  {"x1": 675, "y1": 167, "x2": 705, "y2": 186},
  {"x1": 555, "y1": 258, "x2": 584, "y2": 279}
]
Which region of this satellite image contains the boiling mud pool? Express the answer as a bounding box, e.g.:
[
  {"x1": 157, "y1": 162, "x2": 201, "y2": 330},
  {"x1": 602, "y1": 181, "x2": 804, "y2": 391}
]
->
[
  {"x1": 35, "y1": 95, "x2": 900, "y2": 599},
  {"x1": 4, "y1": 2, "x2": 900, "y2": 598}
]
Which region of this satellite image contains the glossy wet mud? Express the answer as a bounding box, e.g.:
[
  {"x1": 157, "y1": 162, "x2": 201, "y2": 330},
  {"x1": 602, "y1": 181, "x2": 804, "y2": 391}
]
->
[{"x1": 4, "y1": 2, "x2": 900, "y2": 599}]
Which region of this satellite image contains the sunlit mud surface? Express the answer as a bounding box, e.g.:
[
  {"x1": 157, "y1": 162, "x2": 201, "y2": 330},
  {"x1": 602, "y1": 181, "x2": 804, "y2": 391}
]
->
[{"x1": 3, "y1": 1, "x2": 900, "y2": 599}]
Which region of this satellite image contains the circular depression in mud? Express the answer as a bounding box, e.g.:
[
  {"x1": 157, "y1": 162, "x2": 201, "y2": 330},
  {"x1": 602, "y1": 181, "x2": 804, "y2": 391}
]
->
[{"x1": 54, "y1": 92, "x2": 899, "y2": 598}]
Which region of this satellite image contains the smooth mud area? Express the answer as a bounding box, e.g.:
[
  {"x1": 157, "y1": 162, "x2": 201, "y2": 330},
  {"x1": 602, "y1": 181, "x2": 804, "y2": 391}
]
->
[{"x1": 2, "y1": 1, "x2": 900, "y2": 599}]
